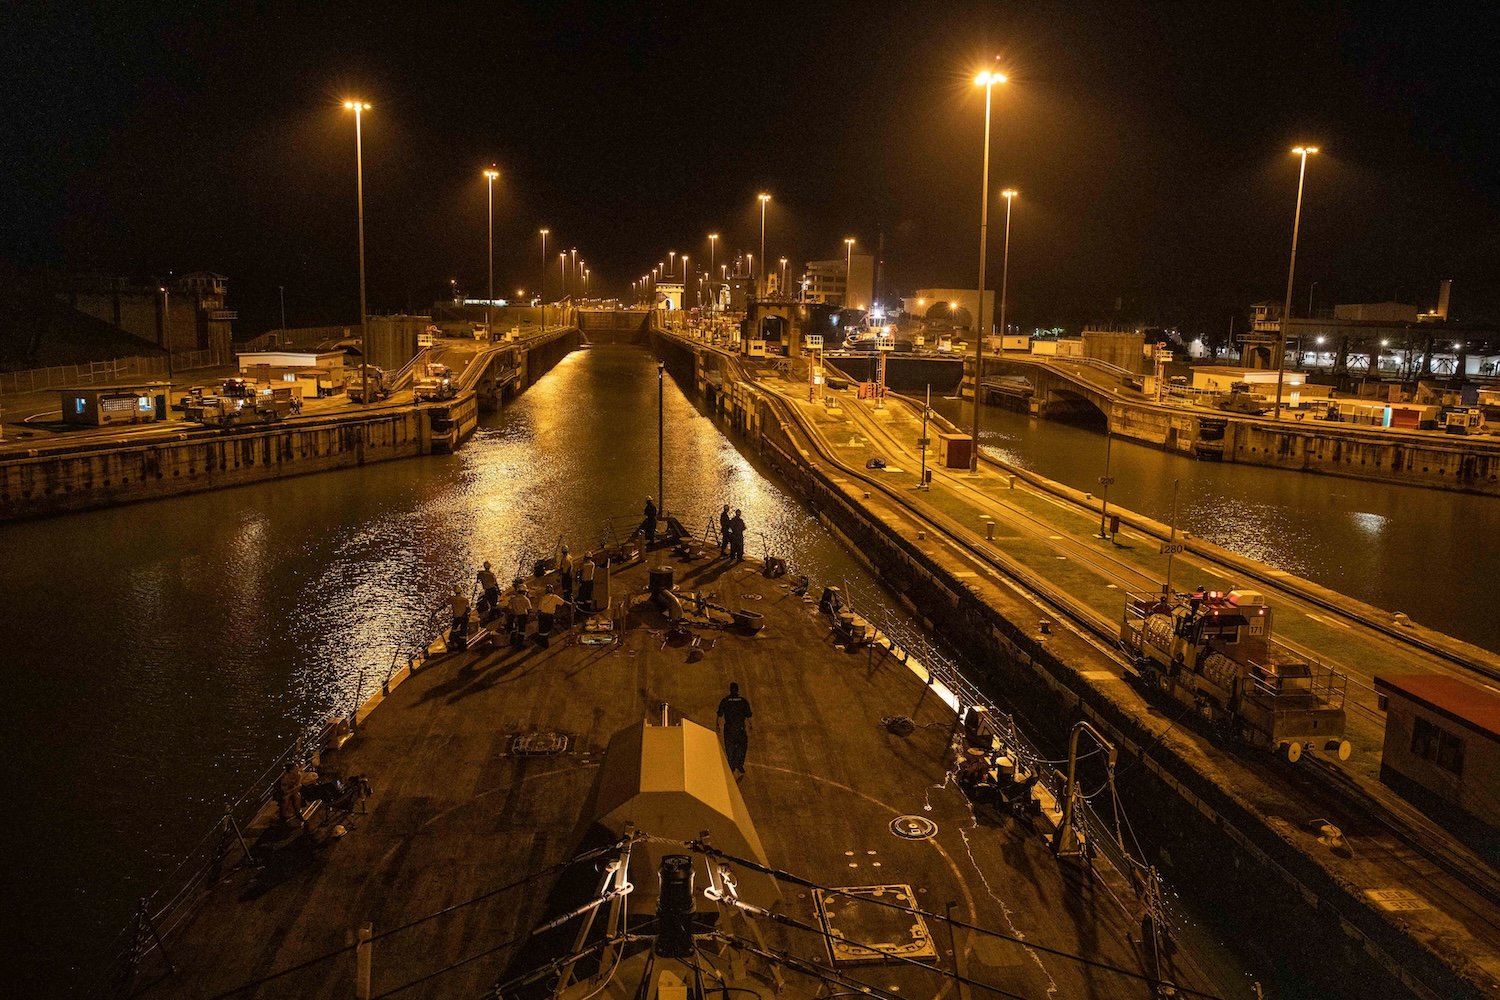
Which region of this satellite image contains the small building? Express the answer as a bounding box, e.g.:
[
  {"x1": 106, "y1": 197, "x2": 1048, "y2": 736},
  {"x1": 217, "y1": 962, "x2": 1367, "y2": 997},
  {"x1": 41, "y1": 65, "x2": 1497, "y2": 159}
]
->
[
  {"x1": 1375, "y1": 674, "x2": 1500, "y2": 832},
  {"x1": 236, "y1": 350, "x2": 350, "y2": 396},
  {"x1": 59, "y1": 383, "x2": 170, "y2": 426},
  {"x1": 1188, "y1": 366, "x2": 1331, "y2": 406}
]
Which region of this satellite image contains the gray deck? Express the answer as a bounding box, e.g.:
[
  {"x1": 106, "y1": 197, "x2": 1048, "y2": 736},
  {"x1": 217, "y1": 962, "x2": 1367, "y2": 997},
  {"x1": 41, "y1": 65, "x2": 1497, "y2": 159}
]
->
[{"x1": 139, "y1": 551, "x2": 1218, "y2": 999}]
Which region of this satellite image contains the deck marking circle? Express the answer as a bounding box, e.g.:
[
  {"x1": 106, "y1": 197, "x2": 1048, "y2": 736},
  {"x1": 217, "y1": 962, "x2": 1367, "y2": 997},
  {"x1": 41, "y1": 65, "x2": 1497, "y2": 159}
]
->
[{"x1": 891, "y1": 815, "x2": 939, "y2": 840}]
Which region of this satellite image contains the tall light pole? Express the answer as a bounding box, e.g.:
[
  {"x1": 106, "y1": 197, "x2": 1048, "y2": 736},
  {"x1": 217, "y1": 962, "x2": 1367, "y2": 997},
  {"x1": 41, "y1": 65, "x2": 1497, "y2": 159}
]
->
[
  {"x1": 484, "y1": 166, "x2": 499, "y2": 340},
  {"x1": 681, "y1": 255, "x2": 689, "y2": 307},
  {"x1": 570, "y1": 248, "x2": 578, "y2": 297},
  {"x1": 970, "y1": 67, "x2": 1006, "y2": 468},
  {"x1": 757, "y1": 193, "x2": 771, "y2": 297},
  {"x1": 159, "y1": 284, "x2": 174, "y2": 383},
  {"x1": 779, "y1": 256, "x2": 787, "y2": 299},
  {"x1": 844, "y1": 237, "x2": 855, "y2": 307},
  {"x1": 707, "y1": 234, "x2": 719, "y2": 308},
  {"x1": 539, "y1": 228, "x2": 549, "y2": 302},
  {"x1": 999, "y1": 189, "x2": 1017, "y2": 342},
  {"x1": 669, "y1": 250, "x2": 677, "y2": 278},
  {"x1": 657, "y1": 360, "x2": 666, "y2": 515},
  {"x1": 278, "y1": 284, "x2": 287, "y2": 339},
  {"x1": 1274, "y1": 145, "x2": 1319, "y2": 420},
  {"x1": 560, "y1": 253, "x2": 568, "y2": 300},
  {"x1": 343, "y1": 98, "x2": 372, "y2": 404}
]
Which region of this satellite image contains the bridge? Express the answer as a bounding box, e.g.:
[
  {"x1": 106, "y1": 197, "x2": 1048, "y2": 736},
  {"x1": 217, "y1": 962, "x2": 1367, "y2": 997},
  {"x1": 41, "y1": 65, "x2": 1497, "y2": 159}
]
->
[{"x1": 978, "y1": 353, "x2": 1146, "y2": 422}]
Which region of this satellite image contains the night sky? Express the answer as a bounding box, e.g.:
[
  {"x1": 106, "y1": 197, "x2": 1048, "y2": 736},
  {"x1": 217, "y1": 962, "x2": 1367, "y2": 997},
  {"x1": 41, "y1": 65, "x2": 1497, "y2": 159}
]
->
[{"x1": 4, "y1": 2, "x2": 1498, "y2": 335}]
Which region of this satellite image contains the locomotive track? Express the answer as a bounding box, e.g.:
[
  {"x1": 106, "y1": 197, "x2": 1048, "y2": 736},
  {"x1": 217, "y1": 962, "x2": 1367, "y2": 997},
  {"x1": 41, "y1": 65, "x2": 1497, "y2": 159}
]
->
[{"x1": 727, "y1": 360, "x2": 1500, "y2": 996}]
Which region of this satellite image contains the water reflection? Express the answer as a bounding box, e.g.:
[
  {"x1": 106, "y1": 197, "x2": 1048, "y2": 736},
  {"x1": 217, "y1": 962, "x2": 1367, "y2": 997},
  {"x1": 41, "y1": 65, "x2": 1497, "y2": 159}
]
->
[{"x1": 0, "y1": 346, "x2": 882, "y2": 994}]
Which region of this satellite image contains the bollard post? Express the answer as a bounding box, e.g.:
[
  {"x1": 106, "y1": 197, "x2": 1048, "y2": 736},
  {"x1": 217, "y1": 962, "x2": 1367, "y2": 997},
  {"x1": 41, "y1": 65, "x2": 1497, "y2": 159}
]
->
[
  {"x1": 356, "y1": 922, "x2": 373, "y2": 999},
  {"x1": 985, "y1": 520, "x2": 995, "y2": 541}
]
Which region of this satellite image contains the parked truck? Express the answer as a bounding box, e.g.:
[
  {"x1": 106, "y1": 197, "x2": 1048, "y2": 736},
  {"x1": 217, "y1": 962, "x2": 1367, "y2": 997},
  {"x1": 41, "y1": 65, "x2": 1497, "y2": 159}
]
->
[
  {"x1": 413, "y1": 362, "x2": 456, "y2": 402},
  {"x1": 183, "y1": 379, "x2": 298, "y2": 427},
  {"x1": 345, "y1": 366, "x2": 389, "y2": 403}
]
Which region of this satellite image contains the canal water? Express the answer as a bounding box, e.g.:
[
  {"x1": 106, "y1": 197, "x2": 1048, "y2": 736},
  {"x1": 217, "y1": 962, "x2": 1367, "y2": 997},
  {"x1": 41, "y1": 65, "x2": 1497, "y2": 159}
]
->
[
  {"x1": 0, "y1": 344, "x2": 1443, "y2": 997},
  {"x1": 930, "y1": 395, "x2": 1500, "y2": 654}
]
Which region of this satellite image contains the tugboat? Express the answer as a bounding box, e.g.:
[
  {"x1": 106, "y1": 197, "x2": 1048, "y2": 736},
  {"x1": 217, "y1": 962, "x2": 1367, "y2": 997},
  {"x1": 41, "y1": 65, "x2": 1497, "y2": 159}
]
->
[{"x1": 103, "y1": 517, "x2": 1235, "y2": 1000}]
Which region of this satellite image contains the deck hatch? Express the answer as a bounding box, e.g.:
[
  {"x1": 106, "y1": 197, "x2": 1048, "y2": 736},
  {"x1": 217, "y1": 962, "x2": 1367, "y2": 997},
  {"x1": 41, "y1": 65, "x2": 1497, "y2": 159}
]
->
[
  {"x1": 510, "y1": 731, "x2": 572, "y2": 756},
  {"x1": 814, "y1": 883, "x2": 939, "y2": 965}
]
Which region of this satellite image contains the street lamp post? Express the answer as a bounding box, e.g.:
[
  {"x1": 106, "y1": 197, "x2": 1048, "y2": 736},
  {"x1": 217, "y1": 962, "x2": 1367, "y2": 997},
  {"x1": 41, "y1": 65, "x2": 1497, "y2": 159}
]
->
[
  {"x1": 343, "y1": 98, "x2": 372, "y2": 404},
  {"x1": 560, "y1": 253, "x2": 567, "y2": 300},
  {"x1": 484, "y1": 167, "x2": 499, "y2": 341},
  {"x1": 1096, "y1": 430, "x2": 1115, "y2": 540},
  {"x1": 757, "y1": 193, "x2": 771, "y2": 297},
  {"x1": 657, "y1": 360, "x2": 666, "y2": 515},
  {"x1": 708, "y1": 234, "x2": 718, "y2": 308},
  {"x1": 999, "y1": 189, "x2": 1017, "y2": 342},
  {"x1": 159, "y1": 284, "x2": 174, "y2": 384},
  {"x1": 844, "y1": 238, "x2": 855, "y2": 307},
  {"x1": 1274, "y1": 145, "x2": 1319, "y2": 420},
  {"x1": 969, "y1": 68, "x2": 1006, "y2": 469},
  {"x1": 779, "y1": 257, "x2": 787, "y2": 299},
  {"x1": 278, "y1": 284, "x2": 287, "y2": 339},
  {"x1": 570, "y1": 248, "x2": 578, "y2": 297},
  {"x1": 539, "y1": 228, "x2": 549, "y2": 302}
]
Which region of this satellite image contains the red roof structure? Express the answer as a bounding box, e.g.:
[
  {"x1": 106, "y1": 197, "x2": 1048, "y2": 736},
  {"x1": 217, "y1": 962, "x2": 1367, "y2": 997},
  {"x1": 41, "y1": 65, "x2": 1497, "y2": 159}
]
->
[{"x1": 1376, "y1": 674, "x2": 1500, "y2": 742}]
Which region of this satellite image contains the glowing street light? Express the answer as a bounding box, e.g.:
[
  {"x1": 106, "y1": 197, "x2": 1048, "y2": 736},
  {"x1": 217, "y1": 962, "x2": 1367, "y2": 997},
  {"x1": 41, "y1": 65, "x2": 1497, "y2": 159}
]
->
[
  {"x1": 970, "y1": 64, "x2": 1008, "y2": 469},
  {"x1": 998, "y1": 189, "x2": 1018, "y2": 340},
  {"x1": 342, "y1": 98, "x2": 372, "y2": 404},
  {"x1": 844, "y1": 238, "x2": 856, "y2": 307},
  {"x1": 560, "y1": 252, "x2": 568, "y2": 298},
  {"x1": 1274, "y1": 145, "x2": 1319, "y2": 419},
  {"x1": 707, "y1": 234, "x2": 719, "y2": 306},
  {"x1": 484, "y1": 166, "x2": 500, "y2": 338},
  {"x1": 539, "y1": 228, "x2": 550, "y2": 302},
  {"x1": 779, "y1": 256, "x2": 788, "y2": 298},
  {"x1": 757, "y1": 193, "x2": 771, "y2": 297}
]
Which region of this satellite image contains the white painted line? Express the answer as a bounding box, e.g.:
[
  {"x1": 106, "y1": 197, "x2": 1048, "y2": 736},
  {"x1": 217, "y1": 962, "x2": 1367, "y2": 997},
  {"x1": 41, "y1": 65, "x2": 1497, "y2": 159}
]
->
[{"x1": 1305, "y1": 612, "x2": 1350, "y2": 629}]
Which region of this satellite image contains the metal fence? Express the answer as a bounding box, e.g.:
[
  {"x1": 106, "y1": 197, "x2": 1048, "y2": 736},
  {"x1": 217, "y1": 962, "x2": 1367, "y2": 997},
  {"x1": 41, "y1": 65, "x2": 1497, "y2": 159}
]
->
[{"x1": 0, "y1": 350, "x2": 220, "y2": 394}]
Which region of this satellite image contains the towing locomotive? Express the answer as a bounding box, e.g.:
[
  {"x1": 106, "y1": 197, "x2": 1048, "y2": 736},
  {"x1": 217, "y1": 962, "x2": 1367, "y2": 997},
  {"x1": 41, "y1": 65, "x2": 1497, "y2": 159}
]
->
[{"x1": 1121, "y1": 588, "x2": 1352, "y2": 761}]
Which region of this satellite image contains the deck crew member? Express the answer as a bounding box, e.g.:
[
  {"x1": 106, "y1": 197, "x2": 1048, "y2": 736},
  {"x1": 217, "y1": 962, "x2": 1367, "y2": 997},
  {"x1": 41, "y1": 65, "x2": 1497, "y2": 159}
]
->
[
  {"x1": 719, "y1": 505, "x2": 732, "y2": 556},
  {"x1": 536, "y1": 584, "x2": 563, "y2": 647},
  {"x1": 506, "y1": 579, "x2": 532, "y2": 644},
  {"x1": 728, "y1": 509, "x2": 746, "y2": 562},
  {"x1": 476, "y1": 561, "x2": 500, "y2": 620},
  {"x1": 716, "y1": 681, "x2": 753, "y2": 779},
  {"x1": 449, "y1": 584, "x2": 470, "y2": 638},
  {"x1": 558, "y1": 546, "x2": 574, "y2": 602},
  {"x1": 278, "y1": 760, "x2": 306, "y2": 826},
  {"x1": 642, "y1": 496, "x2": 658, "y2": 546},
  {"x1": 579, "y1": 552, "x2": 597, "y2": 612}
]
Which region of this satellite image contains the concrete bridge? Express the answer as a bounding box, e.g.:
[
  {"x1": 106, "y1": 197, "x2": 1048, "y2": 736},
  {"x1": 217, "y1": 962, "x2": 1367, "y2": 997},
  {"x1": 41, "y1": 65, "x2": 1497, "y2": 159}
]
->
[{"x1": 977, "y1": 354, "x2": 1142, "y2": 422}]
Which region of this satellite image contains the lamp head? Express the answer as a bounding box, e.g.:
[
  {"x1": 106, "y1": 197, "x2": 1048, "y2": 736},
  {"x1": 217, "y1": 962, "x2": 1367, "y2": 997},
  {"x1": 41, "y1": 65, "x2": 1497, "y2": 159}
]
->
[
  {"x1": 1002, "y1": 188, "x2": 1018, "y2": 199},
  {"x1": 539, "y1": 227, "x2": 549, "y2": 236},
  {"x1": 758, "y1": 193, "x2": 771, "y2": 204},
  {"x1": 1292, "y1": 146, "x2": 1320, "y2": 156},
  {"x1": 483, "y1": 168, "x2": 499, "y2": 180},
  {"x1": 342, "y1": 100, "x2": 371, "y2": 111},
  {"x1": 974, "y1": 70, "x2": 1007, "y2": 86}
]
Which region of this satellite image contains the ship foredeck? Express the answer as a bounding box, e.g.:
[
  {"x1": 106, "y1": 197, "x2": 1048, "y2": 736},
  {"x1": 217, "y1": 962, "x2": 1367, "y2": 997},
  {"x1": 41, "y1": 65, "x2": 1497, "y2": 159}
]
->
[{"x1": 138, "y1": 550, "x2": 1217, "y2": 1000}]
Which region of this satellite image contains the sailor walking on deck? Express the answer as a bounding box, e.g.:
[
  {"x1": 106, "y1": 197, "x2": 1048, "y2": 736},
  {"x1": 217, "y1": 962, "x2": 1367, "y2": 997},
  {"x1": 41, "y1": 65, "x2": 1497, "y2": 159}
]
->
[
  {"x1": 719, "y1": 504, "x2": 732, "y2": 556},
  {"x1": 716, "y1": 681, "x2": 753, "y2": 779}
]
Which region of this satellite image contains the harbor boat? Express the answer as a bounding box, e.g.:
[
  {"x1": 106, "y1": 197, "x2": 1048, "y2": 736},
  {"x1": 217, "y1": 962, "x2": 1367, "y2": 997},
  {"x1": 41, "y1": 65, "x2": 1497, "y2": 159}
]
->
[{"x1": 104, "y1": 525, "x2": 1232, "y2": 1000}]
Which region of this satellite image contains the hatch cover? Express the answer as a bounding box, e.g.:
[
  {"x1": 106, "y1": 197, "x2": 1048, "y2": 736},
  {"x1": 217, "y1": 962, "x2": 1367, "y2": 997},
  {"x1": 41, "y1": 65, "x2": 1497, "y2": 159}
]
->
[
  {"x1": 814, "y1": 884, "x2": 939, "y2": 965},
  {"x1": 511, "y1": 732, "x2": 571, "y2": 756},
  {"x1": 890, "y1": 815, "x2": 938, "y2": 840}
]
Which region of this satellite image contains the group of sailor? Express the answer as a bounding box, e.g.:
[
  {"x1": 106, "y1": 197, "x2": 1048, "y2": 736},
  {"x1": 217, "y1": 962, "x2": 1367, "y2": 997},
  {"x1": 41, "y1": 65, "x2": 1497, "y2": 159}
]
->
[{"x1": 450, "y1": 549, "x2": 601, "y2": 649}]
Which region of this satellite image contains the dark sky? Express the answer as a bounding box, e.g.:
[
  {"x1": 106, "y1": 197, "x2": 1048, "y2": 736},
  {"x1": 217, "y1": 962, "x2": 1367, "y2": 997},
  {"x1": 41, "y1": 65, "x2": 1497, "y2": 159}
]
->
[{"x1": 4, "y1": 2, "x2": 1499, "y2": 334}]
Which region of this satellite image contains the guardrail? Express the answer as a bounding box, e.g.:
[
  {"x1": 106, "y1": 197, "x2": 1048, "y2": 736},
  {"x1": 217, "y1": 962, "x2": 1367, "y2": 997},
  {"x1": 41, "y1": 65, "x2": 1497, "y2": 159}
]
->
[{"x1": 0, "y1": 350, "x2": 220, "y2": 394}]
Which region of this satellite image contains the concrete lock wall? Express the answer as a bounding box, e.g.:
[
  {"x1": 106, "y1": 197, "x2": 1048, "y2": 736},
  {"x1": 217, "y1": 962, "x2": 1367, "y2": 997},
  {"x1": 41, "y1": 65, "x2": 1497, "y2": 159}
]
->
[
  {"x1": 0, "y1": 410, "x2": 431, "y2": 520},
  {"x1": 647, "y1": 327, "x2": 1479, "y2": 1000}
]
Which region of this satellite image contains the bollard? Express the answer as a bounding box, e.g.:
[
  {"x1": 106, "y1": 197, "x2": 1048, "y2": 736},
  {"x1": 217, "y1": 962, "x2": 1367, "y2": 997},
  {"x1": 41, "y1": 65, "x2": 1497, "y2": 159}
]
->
[
  {"x1": 985, "y1": 521, "x2": 996, "y2": 541},
  {"x1": 1007, "y1": 475, "x2": 1016, "y2": 490}
]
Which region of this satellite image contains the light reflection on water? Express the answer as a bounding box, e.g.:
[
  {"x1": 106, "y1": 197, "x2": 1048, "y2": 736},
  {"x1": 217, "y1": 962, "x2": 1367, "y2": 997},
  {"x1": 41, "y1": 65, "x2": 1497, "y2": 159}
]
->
[
  {"x1": 0, "y1": 345, "x2": 874, "y2": 994},
  {"x1": 931, "y1": 395, "x2": 1498, "y2": 651}
]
